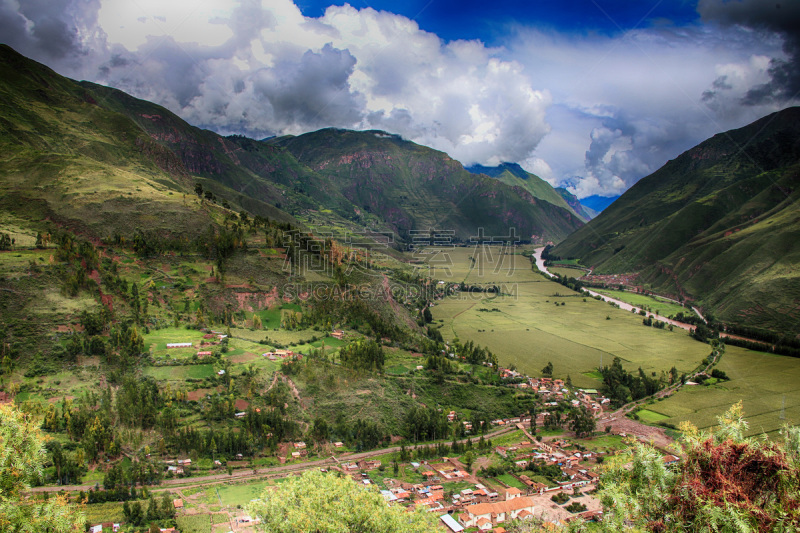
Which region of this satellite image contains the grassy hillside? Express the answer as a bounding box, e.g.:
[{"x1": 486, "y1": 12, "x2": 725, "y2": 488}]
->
[
  {"x1": 465, "y1": 162, "x2": 582, "y2": 218},
  {"x1": 552, "y1": 107, "x2": 800, "y2": 332},
  {"x1": 273, "y1": 131, "x2": 584, "y2": 243}
]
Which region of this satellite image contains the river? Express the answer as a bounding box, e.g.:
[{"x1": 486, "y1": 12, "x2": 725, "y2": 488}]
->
[{"x1": 532, "y1": 247, "x2": 699, "y2": 332}]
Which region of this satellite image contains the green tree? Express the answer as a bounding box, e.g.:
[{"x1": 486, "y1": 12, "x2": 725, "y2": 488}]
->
[
  {"x1": 0, "y1": 403, "x2": 85, "y2": 532},
  {"x1": 247, "y1": 470, "x2": 437, "y2": 532},
  {"x1": 567, "y1": 406, "x2": 596, "y2": 438},
  {"x1": 542, "y1": 361, "x2": 553, "y2": 377},
  {"x1": 463, "y1": 450, "x2": 475, "y2": 473},
  {"x1": 598, "y1": 403, "x2": 800, "y2": 532}
]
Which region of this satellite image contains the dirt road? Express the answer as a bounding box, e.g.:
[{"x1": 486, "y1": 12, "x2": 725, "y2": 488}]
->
[{"x1": 31, "y1": 426, "x2": 518, "y2": 494}]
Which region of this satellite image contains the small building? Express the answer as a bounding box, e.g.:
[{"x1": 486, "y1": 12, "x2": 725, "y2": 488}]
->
[
  {"x1": 166, "y1": 342, "x2": 193, "y2": 349},
  {"x1": 172, "y1": 499, "x2": 183, "y2": 510},
  {"x1": 441, "y1": 514, "x2": 465, "y2": 532}
]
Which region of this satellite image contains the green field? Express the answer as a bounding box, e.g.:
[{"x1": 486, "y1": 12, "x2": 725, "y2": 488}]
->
[
  {"x1": 549, "y1": 266, "x2": 589, "y2": 278},
  {"x1": 216, "y1": 480, "x2": 272, "y2": 505},
  {"x1": 176, "y1": 514, "x2": 213, "y2": 533},
  {"x1": 144, "y1": 364, "x2": 215, "y2": 381},
  {"x1": 653, "y1": 346, "x2": 800, "y2": 437},
  {"x1": 592, "y1": 289, "x2": 688, "y2": 317},
  {"x1": 635, "y1": 409, "x2": 671, "y2": 424},
  {"x1": 430, "y1": 247, "x2": 709, "y2": 387},
  {"x1": 496, "y1": 473, "x2": 527, "y2": 490}
]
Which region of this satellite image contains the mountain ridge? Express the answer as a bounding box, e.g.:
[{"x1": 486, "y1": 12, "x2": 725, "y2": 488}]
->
[{"x1": 552, "y1": 107, "x2": 800, "y2": 333}]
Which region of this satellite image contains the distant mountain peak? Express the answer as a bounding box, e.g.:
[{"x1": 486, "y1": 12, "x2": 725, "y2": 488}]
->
[{"x1": 465, "y1": 162, "x2": 529, "y2": 180}]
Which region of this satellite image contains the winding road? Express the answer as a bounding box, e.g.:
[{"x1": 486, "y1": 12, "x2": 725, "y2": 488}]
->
[
  {"x1": 30, "y1": 426, "x2": 518, "y2": 494},
  {"x1": 533, "y1": 247, "x2": 702, "y2": 332}
]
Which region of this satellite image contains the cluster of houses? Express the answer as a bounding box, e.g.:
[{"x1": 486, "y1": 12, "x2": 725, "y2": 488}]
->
[
  {"x1": 164, "y1": 458, "x2": 192, "y2": 475},
  {"x1": 495, "y1": 368, "x2": 612, "y2": 420},
  {"x1": 164, "y1": 331, "x2": 226, "y2": 359},
  {"x1": 262, "y1": 349, "x2": 296, "y2": 361},
  {"x1": 89, "y1": 523, "x2": 178, "y2": 533}
]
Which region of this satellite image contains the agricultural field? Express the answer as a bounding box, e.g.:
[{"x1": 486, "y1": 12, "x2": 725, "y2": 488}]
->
[
  {"x1": 548, "y1": 266, "x2": 589, "y2": 279},
  {"x1": 643, "y1": 346, "x2": 800, "y2": 437},
  {"x1": 430, "y1": 246, "x2": 710, "y2": 388},
  {"x1": 591, "y1": 289, "x2": 688, "y2": 318}
]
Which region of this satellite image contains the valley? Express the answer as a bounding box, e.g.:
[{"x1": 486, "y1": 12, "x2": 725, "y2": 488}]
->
[
  {"x1": 1, "y1": 42, "x2": 799, "y2": 533},
  {"x1": 430, "y1": 246, "x2": 709, "y2": 387}
]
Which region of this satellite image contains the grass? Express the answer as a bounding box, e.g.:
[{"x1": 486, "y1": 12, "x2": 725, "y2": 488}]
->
[
  {"x1": 82, "y1": 501, "x2": 127, "y2": 524},
  {"x1": 431, "y1": 247, "x2": 709, "y2": 388},
  {"x1": 496, "y1": 473, "x2": 527, "y2": 490},
  {"x1": 592, "y1": 289, "x2": 688, "y2": 317},
  {"x1": 144, "y1": 364, "x2": 215, "y2": 381},
  {"x1": 653, "y1": 345, "x2": 800, "y2": 437},
  {"x1": 215, "y1": 480, "x2": 272, "y2": 506},
  {"x1": 636, "y1": 409, "x2": 671, "y2": 424},
  {"x1": 567, "y1": 434, "x2": 626, "y2": 453},
  {"x1": 549, "y1": 266, "x2": 588, "y2": 278},
  {"x1": 176, "y1": 514, "x2": 213, "y2": 533}
]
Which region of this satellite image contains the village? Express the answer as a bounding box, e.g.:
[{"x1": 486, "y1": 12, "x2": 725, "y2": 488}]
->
[{"x1": 79, "y1": 327, "x2": 682, "y2": 533}]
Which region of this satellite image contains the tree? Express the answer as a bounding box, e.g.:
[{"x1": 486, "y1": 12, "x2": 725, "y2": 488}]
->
[
  {"x1": 247, "y1": 470, "x2": 437, "y2": 532},
  {"x1": 0, "y1": 403, "x2": 85, "y2": 532},
  {"x1": 567, "y1": 406, "x2": 596, "y2": 438},
  {"x1": 542, "y1": 361, "x2": 553, "y2": 377},
  {"x1": 463, "y1": 451, "x2": 475, "y2": 473},
  {"x1": 598, "y1": 403, "x2": 800, "y2": 532}
]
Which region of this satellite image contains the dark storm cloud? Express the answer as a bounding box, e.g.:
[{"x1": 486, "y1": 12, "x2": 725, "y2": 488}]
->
[
  {"x1": 0, "y1": 0, "x2": 103, "y2": 71},
  {"x1": 699, "y1": 0, "x2": 800, "y2": 104},
  {"x1": 253, "y1": 43, "x2": 365, "y2": 129}
]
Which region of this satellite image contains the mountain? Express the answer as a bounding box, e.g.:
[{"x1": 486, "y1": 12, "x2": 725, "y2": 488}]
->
[
  {"x1": 578, "y1": 195, "x2": 619, "y2": 213},
  {"x1": 556, "y1": 187, "x2": 597, "y2": 220},
  {"x1": 0, "y1": 44, "x2": 294, "y2": 241},
  {"x1": 465, "y1": 162, "x2": 590, "y2": 223},
  {"x1": 552, "y1": 107, "x2": 800, "y2": 333},
  {"x1": 271, "y1": 134, "x2": 584, "y2": 243},
  {"x1": 0, "y1": 44, "x2": 582, "y2": 246}
]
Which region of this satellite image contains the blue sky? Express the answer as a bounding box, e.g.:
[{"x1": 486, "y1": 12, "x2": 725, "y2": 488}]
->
[
  {"x1": 1, "y1": 0, "x2": 797, "y2": 198},
  {"x1": 295, "y1": 0, "x2": 702, "y2": 42}
]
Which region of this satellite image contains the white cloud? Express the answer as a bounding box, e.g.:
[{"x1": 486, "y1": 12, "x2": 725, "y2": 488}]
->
[
  {"x1": 504, "y1": 25, "x2": 792, "y2": 197},
  {"x1": 1, "y1": 0, "x2": 796, "y2": 199}
]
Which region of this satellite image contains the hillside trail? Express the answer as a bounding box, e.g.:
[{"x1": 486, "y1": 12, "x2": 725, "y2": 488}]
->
[
  {"x1": 283, "y1": 376, "x2": 305, "y2": 408},
  {"x1": 264, "y1": 372, "x2": 278, "y2": 393}
]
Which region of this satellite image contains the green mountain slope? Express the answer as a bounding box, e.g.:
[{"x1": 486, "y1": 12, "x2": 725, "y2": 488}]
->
[
  {"x1": 466, "y1": 162, "x2": 589, "y2": 222},
  {"x1": 272, "y1": 132, "x2": 584, "y2": 243},
  {"x1": 0, "y1": 43, "x2": 583, "y2": 247},
  {"x1": 552, "y1": 107, "x2": 800, "y2": 332},
  {"x1": 0, "y1": 44, "x2": 294, "y2": 239}
]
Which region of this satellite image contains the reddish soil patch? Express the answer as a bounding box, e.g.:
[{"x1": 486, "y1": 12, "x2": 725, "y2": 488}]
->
[
  {"x1": 186, "y1": 388, "x2": 220, "y2": 402},
  {"x1": 597, "y1": 416, "x2": 675, "y2": 451},
  {"x1": 234, "y1": 399, "x2": 250, "y2": 411},
  {"x1": 230, "y1": 352, "x2": 258, "y2": 364},
  {"x1": 88, "y1": 270, "x2": 101, "y2": 283}
]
